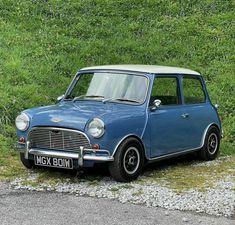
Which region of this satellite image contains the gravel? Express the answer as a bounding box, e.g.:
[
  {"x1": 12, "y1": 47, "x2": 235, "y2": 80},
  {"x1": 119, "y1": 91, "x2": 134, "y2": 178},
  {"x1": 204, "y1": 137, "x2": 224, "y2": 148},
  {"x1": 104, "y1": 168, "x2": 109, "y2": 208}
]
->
[
  {"x1": 9, "y1": 158, "x2": 235, "y2": 218},
  {"x1": 1, "y1": 188, "x2": 234, "y2": 225}
]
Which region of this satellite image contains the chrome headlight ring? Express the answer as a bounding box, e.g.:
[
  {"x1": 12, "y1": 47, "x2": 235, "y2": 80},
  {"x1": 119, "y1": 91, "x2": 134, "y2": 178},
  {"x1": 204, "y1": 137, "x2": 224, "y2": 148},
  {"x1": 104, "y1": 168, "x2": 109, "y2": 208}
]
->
[
  {"x1": 88, "y1": 118, "x2": 105, "y2": 138},
  {"x1": 15, "y1": 113, "x2": 30, "y2": 131}
]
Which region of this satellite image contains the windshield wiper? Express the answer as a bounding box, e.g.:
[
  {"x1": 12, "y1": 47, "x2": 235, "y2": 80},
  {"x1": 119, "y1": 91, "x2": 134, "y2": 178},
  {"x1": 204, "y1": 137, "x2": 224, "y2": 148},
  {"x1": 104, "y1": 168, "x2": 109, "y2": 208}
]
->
[
  {"x1": 103, "y1": 98, "x2": 140, "y2": 104},
  {"x1": 85, "y1": 95, "x2": 105, "y2": 99},
  {"x1": 73, "y1": 95, "x2": 105, "y2": 102},
  {"x1": 73, "y1": 95, "x2": 86, "y2": 102},
  {"x1": 114, "y1": 98, "x2": 140, "y2": 103}
]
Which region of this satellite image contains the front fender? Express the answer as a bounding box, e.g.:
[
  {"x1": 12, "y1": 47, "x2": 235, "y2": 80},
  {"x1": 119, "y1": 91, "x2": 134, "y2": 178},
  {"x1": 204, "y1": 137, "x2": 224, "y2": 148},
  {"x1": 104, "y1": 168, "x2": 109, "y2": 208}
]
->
[{"x1": 87, "y1": 109, "x2": 148, "y2": 156}]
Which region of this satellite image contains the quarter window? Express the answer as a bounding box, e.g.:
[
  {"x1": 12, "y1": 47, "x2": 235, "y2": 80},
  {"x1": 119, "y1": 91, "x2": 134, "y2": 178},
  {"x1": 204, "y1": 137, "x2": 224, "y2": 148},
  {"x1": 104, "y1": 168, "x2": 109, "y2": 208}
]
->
[
  {"x1": 183, "y1": 77, "x2": 206, "y2": 104},
  {"x1": 150, "y1": 77, "x2": 180, "y2": 105}
]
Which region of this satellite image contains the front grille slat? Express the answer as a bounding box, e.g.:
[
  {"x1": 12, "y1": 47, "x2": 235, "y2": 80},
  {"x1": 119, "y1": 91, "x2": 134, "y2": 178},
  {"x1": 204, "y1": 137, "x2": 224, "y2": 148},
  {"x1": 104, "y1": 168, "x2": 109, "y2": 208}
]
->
[{"x1": 29, "y1": 128, "x2": 90, "y2": 152}]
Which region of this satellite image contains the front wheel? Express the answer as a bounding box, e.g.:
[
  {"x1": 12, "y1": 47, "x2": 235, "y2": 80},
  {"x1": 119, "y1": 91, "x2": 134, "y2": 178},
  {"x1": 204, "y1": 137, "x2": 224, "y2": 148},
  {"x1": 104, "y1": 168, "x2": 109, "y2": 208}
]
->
[
  {"x1": 20, "y1": 153, "x2": 34, "y2": 169},
  {"x1": 199, "y1": 126, "x2": 220, "y2": 160},
  {"x1": 108, "y1": 138, "x2": 145, "y2": 182}
]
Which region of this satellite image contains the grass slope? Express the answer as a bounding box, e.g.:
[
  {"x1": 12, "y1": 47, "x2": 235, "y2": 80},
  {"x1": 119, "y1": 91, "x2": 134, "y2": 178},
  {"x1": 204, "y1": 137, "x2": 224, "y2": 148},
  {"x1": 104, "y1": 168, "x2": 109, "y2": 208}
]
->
[{"x1": 0, "y1": 0, "x2": 234, "y2": 177}]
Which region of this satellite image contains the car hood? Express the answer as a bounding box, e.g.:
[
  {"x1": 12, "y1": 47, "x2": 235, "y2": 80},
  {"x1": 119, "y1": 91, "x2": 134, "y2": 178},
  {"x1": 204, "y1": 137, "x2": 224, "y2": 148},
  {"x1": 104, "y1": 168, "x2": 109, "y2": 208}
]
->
[{"x1": 24, "y1": 101, "x2": 144, "y2": 131}]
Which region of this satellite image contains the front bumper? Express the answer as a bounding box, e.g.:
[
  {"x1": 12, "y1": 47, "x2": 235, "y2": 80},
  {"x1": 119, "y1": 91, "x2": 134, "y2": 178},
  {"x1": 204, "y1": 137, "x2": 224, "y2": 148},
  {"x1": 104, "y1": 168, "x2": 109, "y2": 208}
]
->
[{"x1": 21, "y1": 142, "x2": 114, "y2": 167}]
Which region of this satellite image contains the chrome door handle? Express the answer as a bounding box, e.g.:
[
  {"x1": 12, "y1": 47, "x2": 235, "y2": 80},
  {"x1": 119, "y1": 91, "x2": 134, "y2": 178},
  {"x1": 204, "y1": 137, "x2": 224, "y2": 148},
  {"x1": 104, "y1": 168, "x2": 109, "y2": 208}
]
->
[{"x1": 181, "y1": 113, "x2": 189, "y2": 118}]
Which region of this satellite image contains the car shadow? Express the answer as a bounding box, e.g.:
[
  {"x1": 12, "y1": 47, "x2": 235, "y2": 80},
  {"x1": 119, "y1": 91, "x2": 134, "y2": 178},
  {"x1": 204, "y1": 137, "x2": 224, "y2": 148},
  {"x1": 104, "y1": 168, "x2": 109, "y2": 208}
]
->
[
  {"x1": 33, "y1": 152, "x2": 201, "y2": 182},
  {"x1": 143, "y1": 152, "x2": 199, "y2": 175}
]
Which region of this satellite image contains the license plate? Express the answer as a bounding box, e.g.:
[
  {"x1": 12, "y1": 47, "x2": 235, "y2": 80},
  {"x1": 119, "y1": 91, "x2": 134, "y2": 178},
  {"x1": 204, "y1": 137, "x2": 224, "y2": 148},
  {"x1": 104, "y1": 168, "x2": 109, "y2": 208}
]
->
[{"x1": 34, "y1": 155, "x2": 73, "y2": 169}]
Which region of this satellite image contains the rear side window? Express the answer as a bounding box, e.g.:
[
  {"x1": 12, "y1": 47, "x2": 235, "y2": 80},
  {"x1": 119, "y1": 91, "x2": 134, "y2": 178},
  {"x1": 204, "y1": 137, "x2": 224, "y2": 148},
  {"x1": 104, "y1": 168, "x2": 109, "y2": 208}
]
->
[
  {"x1": 183, "y1": 77, "x2": 206, "y2": 104},
  {"x1": 150, "y1": 77, "x2": 181, "y2": 105}
]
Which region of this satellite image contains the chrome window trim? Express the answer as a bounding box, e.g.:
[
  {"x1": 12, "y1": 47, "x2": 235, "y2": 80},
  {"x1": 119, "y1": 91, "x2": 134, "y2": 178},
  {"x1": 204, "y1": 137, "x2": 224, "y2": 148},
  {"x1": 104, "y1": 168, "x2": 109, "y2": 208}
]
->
[
  {"x1": 150, "y1": 75, "x2": 182, "y2": 106},
  {"x1": 64, "y1": 70, "x2": 151, "y2": 106},
  {"x1": 181, "y1": 75, "x2": 207, "y2": 105}
]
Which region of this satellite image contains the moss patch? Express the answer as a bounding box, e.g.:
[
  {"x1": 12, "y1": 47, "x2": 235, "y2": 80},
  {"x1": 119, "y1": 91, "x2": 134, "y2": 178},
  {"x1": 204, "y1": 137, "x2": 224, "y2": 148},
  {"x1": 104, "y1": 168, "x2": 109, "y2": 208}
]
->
[
  {"x1": 109, "y1": 187, "x2": 120, "y2": 192},
  {"x1": 139, "y1": 156, "x2": 235, "y2": 192},
  {"x1": 132, "y1": 189, "x2": 144, "y2": 196}
]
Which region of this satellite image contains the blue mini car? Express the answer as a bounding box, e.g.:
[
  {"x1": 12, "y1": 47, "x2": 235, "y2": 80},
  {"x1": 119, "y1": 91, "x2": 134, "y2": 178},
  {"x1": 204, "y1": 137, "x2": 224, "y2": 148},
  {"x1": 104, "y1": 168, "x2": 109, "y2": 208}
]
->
[{"x1": 16, "y1": 65, "x2": 222, "y2": 182}]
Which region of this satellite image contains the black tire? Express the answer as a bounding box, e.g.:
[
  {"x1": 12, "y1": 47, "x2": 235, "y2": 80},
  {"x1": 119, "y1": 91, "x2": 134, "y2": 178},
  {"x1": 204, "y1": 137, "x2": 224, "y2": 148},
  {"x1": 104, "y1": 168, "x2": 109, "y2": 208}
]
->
[
  {"x1": 199, "y1": 126, "x2": 220, "y2": 161},
  {"x1": 108, "y1": 137, "x2": 145, "y2": 182},
  {"x1": 20, "y1": 153, "x2": 34, "y2": 169}
]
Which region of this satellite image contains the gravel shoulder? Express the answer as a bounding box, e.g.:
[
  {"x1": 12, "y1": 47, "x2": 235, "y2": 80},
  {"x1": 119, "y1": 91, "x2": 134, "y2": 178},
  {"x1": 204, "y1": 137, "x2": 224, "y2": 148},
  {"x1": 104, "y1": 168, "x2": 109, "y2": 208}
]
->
[
  {"x1": 0, "y1": 182, "x2": 234, "y2": 225},
  {"x1": 7, "y1": 156, "x2": 235, "y2": 218}
]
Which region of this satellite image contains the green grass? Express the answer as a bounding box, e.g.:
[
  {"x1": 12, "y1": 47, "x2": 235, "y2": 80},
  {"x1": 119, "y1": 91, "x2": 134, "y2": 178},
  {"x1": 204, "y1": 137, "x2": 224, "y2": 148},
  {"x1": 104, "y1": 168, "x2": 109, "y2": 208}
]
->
[
  {"x1": 7, "y1": 155, "x2": 235, "y2": 193},
  {"x1": 109, "y1": 187, "x2": 120, "y2": 192},
  {"x1": 132, "y1": 189, "x2": 143, "y2": 197},
  {"x1": 0, "y1": 0, "x2": 234, "y2": 178},
  {"x1": 138, "y1": 155, "x2": 235, "y2": 192}
]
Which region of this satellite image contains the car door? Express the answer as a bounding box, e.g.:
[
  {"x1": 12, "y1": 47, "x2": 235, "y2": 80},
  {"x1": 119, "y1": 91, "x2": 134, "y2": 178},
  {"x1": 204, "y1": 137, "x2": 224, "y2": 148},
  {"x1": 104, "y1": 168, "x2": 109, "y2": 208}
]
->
[
  {"x1": 147, "y1": 75, "x2": 190, "y2": 158},
  {"x1": 180, "y1": 75, "x2": 210, "y2": 149}
]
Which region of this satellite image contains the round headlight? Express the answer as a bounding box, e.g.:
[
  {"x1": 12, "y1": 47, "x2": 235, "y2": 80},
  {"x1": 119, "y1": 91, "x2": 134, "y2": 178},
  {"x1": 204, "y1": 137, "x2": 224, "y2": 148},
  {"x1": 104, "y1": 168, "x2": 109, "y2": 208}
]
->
[
  {"x1": 15, "y1": 113, "x2": 30, "y2": 131},
  {"x1": 88, "y1": 118, "x2": 105, "y2": 138}
]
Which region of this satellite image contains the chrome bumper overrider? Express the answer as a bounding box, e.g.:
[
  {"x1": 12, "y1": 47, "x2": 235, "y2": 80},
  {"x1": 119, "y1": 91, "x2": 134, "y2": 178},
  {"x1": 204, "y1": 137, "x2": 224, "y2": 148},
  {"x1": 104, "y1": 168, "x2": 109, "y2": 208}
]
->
[{"x1": 24, "y1": 142, "x2": 114, "y2": 167}]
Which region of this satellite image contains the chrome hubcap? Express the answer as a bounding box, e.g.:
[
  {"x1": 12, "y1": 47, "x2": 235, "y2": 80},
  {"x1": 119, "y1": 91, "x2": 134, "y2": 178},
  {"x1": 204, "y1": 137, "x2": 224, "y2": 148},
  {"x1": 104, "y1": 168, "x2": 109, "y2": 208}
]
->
[
  {"x1": 123, "y1": 147, "x2": 140, "y2": 175},
  {"x1": 207, "y1": 133, "x2": 218, "y2": 154}
]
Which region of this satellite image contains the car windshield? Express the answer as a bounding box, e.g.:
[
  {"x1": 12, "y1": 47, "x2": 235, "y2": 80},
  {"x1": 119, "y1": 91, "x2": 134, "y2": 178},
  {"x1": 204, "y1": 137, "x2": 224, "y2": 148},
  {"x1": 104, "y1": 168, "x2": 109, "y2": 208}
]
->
[{"x1": 65, "y1": 72, "x2": 148, "y2": 104}]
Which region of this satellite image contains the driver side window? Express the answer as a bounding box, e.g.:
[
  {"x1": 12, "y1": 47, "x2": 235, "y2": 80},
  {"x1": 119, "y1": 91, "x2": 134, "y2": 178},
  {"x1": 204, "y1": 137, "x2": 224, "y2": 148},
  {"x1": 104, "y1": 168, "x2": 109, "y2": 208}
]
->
[{"x1": 150, "y1": 76, "x2": 181, "y2": 106}]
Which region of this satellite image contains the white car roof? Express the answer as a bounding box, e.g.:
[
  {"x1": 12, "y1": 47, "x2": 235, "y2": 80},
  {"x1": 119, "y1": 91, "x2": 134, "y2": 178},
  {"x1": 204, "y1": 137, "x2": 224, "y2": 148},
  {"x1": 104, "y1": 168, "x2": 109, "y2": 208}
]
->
[{"x1": 80, "y1": 65, "x2": 200, "y2": 75}]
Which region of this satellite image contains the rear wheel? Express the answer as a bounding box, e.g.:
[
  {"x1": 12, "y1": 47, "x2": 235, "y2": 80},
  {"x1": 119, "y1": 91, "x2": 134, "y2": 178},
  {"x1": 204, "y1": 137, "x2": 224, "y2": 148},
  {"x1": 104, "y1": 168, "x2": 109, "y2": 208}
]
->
[
  {"x1": 199, "y1": 126, "x2": 220, "y2": 160},
  {"x1": 20, "y1": 153, "x2": 34, "y2": 169},
  {"x1": 108, "y1": 137, "x2": 145, "y2": 182}
]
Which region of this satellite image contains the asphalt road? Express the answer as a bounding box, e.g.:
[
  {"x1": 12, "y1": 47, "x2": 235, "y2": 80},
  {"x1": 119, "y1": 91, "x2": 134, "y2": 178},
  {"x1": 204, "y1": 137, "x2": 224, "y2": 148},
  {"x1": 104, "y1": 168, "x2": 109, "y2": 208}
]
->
[{"x1": 0, "y1": 182, "x2": 234, "y2": 225}]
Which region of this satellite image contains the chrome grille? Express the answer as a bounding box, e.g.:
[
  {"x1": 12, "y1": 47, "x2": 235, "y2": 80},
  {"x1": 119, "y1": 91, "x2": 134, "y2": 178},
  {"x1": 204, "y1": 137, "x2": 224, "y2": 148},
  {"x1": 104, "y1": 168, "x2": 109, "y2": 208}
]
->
[{"x1": 29, "y1": 127, "x2": 90, "y2": 152}]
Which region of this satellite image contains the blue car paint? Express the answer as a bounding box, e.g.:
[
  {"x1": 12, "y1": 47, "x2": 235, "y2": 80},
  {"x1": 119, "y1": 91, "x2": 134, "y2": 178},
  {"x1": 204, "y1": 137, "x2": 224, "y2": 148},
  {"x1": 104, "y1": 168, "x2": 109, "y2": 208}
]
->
[
  {"x1": 16, "y1": 70, "x2": 221, "y2": 166},
  {"x1": 17, "y1": 101, "x2": 148, "y2": 156},
  {"x1": 148, "y1": 105, "x2": 189, "y2": 156}
]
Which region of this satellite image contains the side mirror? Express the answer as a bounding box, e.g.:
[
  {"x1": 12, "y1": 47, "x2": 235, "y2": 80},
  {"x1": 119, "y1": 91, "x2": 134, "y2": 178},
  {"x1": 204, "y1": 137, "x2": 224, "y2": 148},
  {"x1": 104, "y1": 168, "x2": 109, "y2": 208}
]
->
[
  {"x1": 151, "y1": 99, "x2": 161, "y2": 111},
  {"x1": 56, "y1": 94, "x2": 65, "y2": 103}
]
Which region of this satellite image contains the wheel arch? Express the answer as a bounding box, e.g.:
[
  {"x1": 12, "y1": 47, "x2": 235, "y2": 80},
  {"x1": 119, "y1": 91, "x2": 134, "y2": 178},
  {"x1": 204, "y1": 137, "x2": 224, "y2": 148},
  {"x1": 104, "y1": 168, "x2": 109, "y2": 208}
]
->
[
  {"x1": 210, "y1": 123, "x2": 220, "y2": 131},
  {"x1": 199, "y1": 123, "x2": 221, "y2": 160},
  {"x1": 112, "y1": 134, "x2": 147, "y2": 160},
  {"x1": 202, "y1": 123, "x2": 221, "y2": 146}
]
